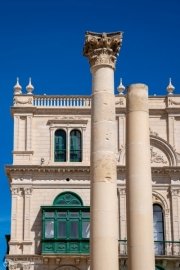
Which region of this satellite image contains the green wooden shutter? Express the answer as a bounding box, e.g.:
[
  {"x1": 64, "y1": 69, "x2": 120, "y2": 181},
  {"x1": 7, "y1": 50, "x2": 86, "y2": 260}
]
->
[
  {"x1": 70, "y1": 130, "x2": 82, "y2": 162},
  {"x1": 54, "y1": 130, "x2": 66, "y2": 162}
]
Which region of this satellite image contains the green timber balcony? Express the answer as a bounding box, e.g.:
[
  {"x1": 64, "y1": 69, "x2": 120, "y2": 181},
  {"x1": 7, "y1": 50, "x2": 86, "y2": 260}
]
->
[
  {"x1": 119, "y1": 239, "x2": 180, "y2": 256},
  {"x1": 41, "y1": 192, "x2": 90, "y2": 254}
]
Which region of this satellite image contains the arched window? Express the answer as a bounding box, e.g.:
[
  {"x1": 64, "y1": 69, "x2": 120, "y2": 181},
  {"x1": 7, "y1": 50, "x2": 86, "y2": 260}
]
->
[
  {"x1": 41, "y1": 192, "x2": 90, "y2": 254},
  {"x1": 153, "y1": 204, "x2": 164, "y2": 255},
  {"x1": 53, "y1": 191, "x2": 83, "y2": 206},
  {"x1": 70, "y1": 130, "x2": 82, "y2": 162},
  {"x1": 54, "y1": 130, "x2": 66, "y2": 162}
]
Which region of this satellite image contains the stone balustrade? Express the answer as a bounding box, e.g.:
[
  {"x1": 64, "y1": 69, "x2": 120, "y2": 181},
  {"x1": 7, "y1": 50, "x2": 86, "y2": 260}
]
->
[
  {"x1": 33, "y1": 96, "x2": 91, "y2": 107},
  {"x1": 13, "y1": 94, "x2": 180, "y2": 108}
]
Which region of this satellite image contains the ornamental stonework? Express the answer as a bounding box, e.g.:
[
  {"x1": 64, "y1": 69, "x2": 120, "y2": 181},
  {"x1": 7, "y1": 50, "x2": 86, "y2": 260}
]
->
[{"x1": 83, "y1": 31, "x2": 123, "y2": 69}]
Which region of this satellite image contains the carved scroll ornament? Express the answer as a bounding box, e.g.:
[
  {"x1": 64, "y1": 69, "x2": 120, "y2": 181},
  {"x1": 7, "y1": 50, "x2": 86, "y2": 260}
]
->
[
  {"x1": 169, "y1": 99, "x2": 180, "y2": 106},
  {"x1": 14, "y1": 97, "x2": 32, "y2": 105},
  {"x1": 83, "y1": 32, "x2": 123, "y2": 69},
  {"x1": 150, "y1": 147, "x2": 167, "y2": 164}
]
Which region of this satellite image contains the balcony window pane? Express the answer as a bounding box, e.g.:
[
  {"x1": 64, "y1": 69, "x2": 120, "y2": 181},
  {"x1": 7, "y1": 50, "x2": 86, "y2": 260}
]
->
[
  {"x1": 57, "y1": 212, "x2": 66, "y2": 218},
  {"x1": 82, "y1": 221, "x2": 90, "y2": 238},
  {"x1": 82, "y1": 212, "x2": 90, "y2": 218},
  {"x1": 70, "y1": 212, "x2": 79, "y2": 218},
  {"x1": 45, "y1": 212, "x2": 54, "y2": 218},
  {"x1": 45, "y1": 221, "x2": 54, "y2": 238},
  {"x1": 57, "y1": 221, "x2": 66, "y2": 238},
  {"x1": 70, "y1": 221, "x2": 79, "y2": 238}
]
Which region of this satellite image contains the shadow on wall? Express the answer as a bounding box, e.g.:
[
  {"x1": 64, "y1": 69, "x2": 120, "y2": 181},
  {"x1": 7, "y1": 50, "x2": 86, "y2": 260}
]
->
[{"x1": 31, "y1": 209, "x2": 42, "y2": 254}]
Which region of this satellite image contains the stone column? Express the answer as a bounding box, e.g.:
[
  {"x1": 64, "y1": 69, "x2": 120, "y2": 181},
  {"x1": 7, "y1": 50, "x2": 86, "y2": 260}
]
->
[
  {"x1": 126, "y1": 84, "x2": 155, "y2": 270},
  {"x1": 83, "y1": 31, "x2": 123, "y2": 270}
]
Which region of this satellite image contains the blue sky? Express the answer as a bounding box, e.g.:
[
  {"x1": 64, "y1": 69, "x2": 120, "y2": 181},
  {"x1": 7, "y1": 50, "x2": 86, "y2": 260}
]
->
[{"x1": 0, "y1": 0, "x2": 180, "y2": 266}]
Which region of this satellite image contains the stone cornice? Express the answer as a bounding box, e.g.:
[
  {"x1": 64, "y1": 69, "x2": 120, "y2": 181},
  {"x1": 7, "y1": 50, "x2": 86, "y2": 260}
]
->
[
  {"x1": 5, "y1": 165, "x2": 180, "y2": 175},
  {"x1": 10, "y1": 107, "x2": 91, "y2": 117}
]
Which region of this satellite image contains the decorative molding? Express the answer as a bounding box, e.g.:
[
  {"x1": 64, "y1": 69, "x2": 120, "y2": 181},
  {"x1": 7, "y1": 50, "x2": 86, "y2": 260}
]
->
[
  {"x1": 11, "y1": 187, "x2": 21, "y2": 195},
  {"x1": 116, "y1": 145, "x2": 125, "y2": 162},
  {"x1": 55, "y1": 258, "x2": 61, "y2": 265},
  {"x1": 170, "y1": 188, "x2": 180, "y2": 196},
  {"x1": 115, "y1": 98, "x2": 124, "y2": 106},
  {"x1": 24, "y1": 187, "x2": 33, "y2": 195},
  {"x1": 118, "y1": 188, "x2": 126, "y2": 195},
  {"x1": 169, "y1": 99, "x2": 180, "y2": 106},
  {"x1": 83, "y1": 32, "x2": 123, "y2": 69},
  {"x1": 47, "y1": 118, "x2": 88, "y2": 125},
  {"x1": 150, "y1": 146, "x2": 167, "y2": 164},
  {"x1": 149, "y1": 128, "x2": 158, "y2": 137},
  {"x1": 56, "y1": 266, "x2": 80, "y2": 270},
  {"x1": 14, "y1": 97, "x2": 32, "y2": 105}
]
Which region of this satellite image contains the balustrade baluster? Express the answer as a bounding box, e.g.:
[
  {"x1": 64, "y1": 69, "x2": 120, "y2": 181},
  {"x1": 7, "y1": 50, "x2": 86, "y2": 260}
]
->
[{"x1": 70, "y1": 98, "x2": 72, "y2": 106}]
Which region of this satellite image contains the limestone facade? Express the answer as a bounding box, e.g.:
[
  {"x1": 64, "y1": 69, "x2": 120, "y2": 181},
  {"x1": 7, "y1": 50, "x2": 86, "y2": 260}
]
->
[{"x1": 5, "y1": 89, "x2": 180, "y2": 270}]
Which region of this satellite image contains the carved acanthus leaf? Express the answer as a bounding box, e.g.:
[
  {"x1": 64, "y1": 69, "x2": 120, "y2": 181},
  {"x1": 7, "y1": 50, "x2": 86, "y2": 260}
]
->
[
  {"x1": 24, "y1": 187, "x2": 33, "y2": 195},
  {"x1": 83, "y1": 32, "x2": 123, "y2": 69}
]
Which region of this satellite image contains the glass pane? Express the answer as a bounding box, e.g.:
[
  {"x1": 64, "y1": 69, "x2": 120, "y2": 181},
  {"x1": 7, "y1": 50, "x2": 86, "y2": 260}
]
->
[
  {"x1": 153, "y1": 205, "x2": 162, "y2": 211},
  {"x1": 57, "y1": 212, "x2": 67, "y2": 218},
  {"x1": 45, "y1": 212, "x2": 54, "y2": 218},
  {"x1": 56, "y1": 200, "x2": 66, "y2": 205},
  {"x1": 82, "y1": 221, "x2": 90, "y2": 238},
  {"x1": 71, "y1": 200, "x2": 81, "y2": 205},
  {"x1": 57, "y1": 221, "x2": 66, "y2": 238},
  {"x1": 70, "y1": 212, "x2": 79, "y2": 218},
  {"x1": 82, "y1": 212, "x2": 90, "y2": 218},
  {"x1": 45, "y1": 221, "x2": 54, "y2": 238},
  {"x1": 153, "y1": 212, "x2": 162, "y2": 222},
  {"x1": 70, "y1": 221, "x2": 79, "y2": 238},
  {"x1": 154, "y1": 242, "x2": 164, "y2": 255},
  {"x1": 153, "y1": 204, "x2": 164, "y2": 242},
  {"x1": 64, "y1": 194, "x2": 71, "y2": 201}
]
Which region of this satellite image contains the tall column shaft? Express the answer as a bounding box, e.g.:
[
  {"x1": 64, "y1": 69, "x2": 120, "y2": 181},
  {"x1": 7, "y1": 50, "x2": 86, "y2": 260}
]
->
[
  {"x1": 90, "y1": 66, "x2": 118, "y2": 270},
  {"x1": 126, "y1": 84, "x2": 155, "y2": 270},
  {"x1": 83, "y1": 31, "x2": 123, "y2": 270}
]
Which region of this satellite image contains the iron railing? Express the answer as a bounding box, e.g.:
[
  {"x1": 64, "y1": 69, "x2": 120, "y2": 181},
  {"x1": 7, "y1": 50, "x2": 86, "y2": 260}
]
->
[{"x1": 119, "y1": 239, "x2": 180, "y2": 256}]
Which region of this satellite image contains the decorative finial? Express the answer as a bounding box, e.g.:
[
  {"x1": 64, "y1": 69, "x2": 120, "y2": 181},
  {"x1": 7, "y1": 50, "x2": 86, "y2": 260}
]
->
[
  {"x1": 117, "y1": 78, "x2": 125, "y2": 94},
  {"x1": 13, "y1": 77, "x2": 22, "y2": 94},
  {"x1": 26, "y1": 78, "x2": 34, "y2": 94},
  {"x1": 166, "y1": 78, "x2": 175, "y2": 95}
]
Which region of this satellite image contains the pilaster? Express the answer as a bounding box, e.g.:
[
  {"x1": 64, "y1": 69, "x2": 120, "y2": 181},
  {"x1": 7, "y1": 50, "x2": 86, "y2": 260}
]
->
[
  {"x1": 23, "y1": 187, "x2": 33, "y2": 254},
  {"x1": 26, "y1": 115, "x2": 33, "y2": 151},
  {"x1": 170, "y1": 188, "x2": 180, "y2": 243},
  {"x1": 9, "y1": 187, "x2": 22, "y2": 255}
]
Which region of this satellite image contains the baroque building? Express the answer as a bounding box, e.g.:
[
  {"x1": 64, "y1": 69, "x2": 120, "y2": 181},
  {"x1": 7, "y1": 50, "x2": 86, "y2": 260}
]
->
[{"x1": 4, "y1": 34, "x2": 180, "y2": 270}]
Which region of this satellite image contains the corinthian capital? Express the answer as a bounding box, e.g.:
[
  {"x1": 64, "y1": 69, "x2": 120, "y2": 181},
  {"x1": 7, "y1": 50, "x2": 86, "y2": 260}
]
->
[{"x1": 83, "y1": 31, "x2": 123, "y2": 69}]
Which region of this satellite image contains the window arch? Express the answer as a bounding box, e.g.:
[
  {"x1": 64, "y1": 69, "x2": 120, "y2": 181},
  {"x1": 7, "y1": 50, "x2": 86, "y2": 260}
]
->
[
  {"x1": 70, "y1": 130, "x2": 82, "y2": 162},
  {"x1": 54, "y1": 129, "x2": 66, "y2": 162},
  {"x1": 53, "y1": 191, "x2": 83, "y2": 206},
  {"x1": 153, "y1": 204, "x2": 164, "y2": 255}
]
